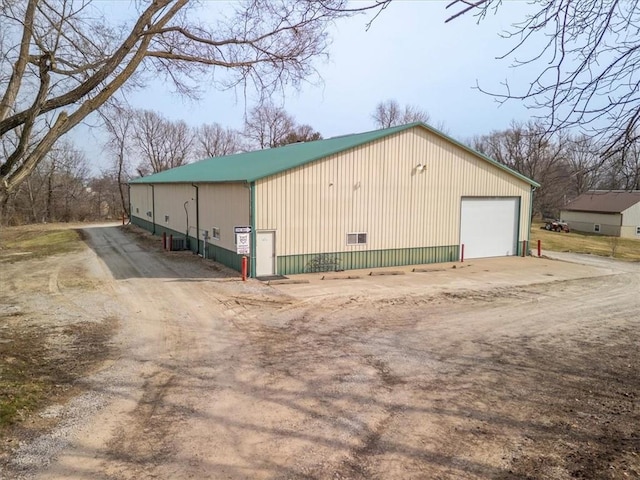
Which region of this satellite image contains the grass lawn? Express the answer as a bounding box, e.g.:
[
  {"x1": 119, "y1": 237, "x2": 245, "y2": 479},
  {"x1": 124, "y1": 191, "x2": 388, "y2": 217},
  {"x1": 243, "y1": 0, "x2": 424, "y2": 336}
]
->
[
  {"x1": 530, "y1": 222, "x2": 640, "y2": 261},
  {"x1": 0, "y1": 224, "x2": 83, "y2": 262}
]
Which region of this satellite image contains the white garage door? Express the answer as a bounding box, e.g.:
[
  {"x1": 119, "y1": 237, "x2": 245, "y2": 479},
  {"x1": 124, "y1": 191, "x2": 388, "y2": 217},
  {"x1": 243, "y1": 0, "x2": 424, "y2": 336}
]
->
[{"x1": 460, "y1": 197, "x2": 519, "y2": 259}]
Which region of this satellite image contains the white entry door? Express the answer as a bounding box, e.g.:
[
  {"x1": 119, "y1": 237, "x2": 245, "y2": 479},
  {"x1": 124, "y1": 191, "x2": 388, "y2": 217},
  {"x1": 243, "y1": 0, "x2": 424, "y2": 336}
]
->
[
  {"x1": 460, "y1": 197, "x2": 519, "y2": 259},
  {"x1": 256, "y1": 231, "x2": 276, "y2": 277}
]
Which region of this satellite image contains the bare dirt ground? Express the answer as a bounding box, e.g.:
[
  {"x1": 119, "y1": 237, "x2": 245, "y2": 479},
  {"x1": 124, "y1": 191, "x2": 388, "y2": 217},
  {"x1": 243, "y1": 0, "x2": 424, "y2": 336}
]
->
[{"x1": 1, "y1": 224, "x2": 639, "y2": 479}]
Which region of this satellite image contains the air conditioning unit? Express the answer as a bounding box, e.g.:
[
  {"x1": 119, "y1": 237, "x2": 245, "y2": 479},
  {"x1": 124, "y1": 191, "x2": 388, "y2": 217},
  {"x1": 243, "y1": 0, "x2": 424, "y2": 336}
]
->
[{"x1": 172, "y1": 238, "x2": 186, "y2": 251}]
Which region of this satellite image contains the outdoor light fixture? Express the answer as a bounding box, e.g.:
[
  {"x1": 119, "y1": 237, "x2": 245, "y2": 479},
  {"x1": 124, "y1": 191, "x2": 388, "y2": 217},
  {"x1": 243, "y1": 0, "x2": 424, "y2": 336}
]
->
[{"x1": 416, "y1": 163, "x2": 426, "y2": 172}]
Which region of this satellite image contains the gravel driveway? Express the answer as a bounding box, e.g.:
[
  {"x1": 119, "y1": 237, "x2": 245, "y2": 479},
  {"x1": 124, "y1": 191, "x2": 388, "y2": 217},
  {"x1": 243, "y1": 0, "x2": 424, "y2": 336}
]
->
[{"x1": 2, "y1": 224, "x2": 639, "y2": 479}]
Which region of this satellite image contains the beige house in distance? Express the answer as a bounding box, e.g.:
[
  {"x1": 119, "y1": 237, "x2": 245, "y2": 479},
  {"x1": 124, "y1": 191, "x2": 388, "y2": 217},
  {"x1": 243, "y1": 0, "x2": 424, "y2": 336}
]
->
[
  {"x1": 129, "y1": 123, "x2": 539, "y2": 278},
  {"x1": 561, "y1": 190, "x2": 640, "y2": 238}
]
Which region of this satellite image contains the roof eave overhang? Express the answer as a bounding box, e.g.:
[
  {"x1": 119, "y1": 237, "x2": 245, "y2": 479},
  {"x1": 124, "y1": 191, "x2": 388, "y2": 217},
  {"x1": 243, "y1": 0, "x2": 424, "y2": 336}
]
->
[{"x1": 561, "y1": 208, "x2": 622, "y2": 214}]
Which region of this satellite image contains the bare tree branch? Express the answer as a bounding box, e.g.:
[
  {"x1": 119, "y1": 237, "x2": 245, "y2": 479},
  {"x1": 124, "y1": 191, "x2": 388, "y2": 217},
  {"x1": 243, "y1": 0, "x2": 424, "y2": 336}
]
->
[
  {"x1": 371, "y1": 99, "x2": 431, "y2": 129},
  {"x1": 448, "y1": 0, "x2": 640, "y2": 164},
  {"x1": 1, "y1": 0, "x2": 391, "y2": 217}
]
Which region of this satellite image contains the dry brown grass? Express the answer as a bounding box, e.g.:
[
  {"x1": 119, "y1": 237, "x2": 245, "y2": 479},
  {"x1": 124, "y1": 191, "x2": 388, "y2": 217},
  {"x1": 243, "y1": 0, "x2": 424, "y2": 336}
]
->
[
  {"x1": 531, "y1": 223, "x2": 640, "y2": 261},
  {"x1": 0, "y1": 224, "x2": 83, "y2": 262}
]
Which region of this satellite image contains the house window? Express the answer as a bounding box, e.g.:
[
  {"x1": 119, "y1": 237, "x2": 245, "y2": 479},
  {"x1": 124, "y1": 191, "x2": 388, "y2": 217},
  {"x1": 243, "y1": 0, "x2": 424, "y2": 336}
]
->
[
  {"x1": 347, "y1": 233, "x2": 367, "y2": 245},
  {"x1": 594, "y1": 224, "x2": 600, "y2": 233},
  {"x1": 135, "y1": 207, "x2": 139, "y2": 214},
  {"x1": 212, "y1": 227, "x2": 220, "y2": 240}
]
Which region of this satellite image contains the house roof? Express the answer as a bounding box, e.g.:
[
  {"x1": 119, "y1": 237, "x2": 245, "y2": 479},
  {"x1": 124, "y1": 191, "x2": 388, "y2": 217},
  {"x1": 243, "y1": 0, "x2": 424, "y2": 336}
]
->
[
  {"x1": 562, "y1": 190, "x2": 640, "y2": 214},
  {"x1": 129, "y1": 122, "x2": 539, "y2": 187}
]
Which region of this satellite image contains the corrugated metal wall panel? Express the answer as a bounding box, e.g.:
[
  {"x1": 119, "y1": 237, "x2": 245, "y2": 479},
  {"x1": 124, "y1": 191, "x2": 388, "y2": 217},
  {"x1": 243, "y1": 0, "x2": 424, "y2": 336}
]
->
[
  {"x1": 255, "y1": 127, "x2": 532, "y2": 257},
  {"x1": 129, "y1": 184, "x2": 154, "y2": 223},
  {"x1": 153, "y1": 184, "x2": 196, "y2": 239},
  {"x1": 277, "y1": 245, "x2": 459, "y2": 275},
  {"x1": 131, "y1": 183, "x2": 250, "y2": 254},
  {"x1": 198, "y1": 183, "x2": 250, "y2": 252},
  {"x1": 622, "y1": 203, "x2": 640, "y2": 226}
]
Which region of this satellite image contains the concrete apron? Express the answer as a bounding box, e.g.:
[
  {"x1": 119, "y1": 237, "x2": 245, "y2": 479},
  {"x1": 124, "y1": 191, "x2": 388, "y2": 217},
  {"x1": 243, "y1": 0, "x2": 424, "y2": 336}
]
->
[{"x1": 271, "y1": 255, "x2": 621, "y2": 301}]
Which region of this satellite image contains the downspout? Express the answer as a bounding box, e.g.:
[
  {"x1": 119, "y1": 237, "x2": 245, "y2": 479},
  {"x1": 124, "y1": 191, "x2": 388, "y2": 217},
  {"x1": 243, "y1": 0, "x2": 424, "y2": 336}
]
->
[
  {"x1": 150, "y1": 184, "x2": 155, "y2": 235},
  {"x1": 192, "y1": 184, "x2": 200, "y2": 255},
  {"x1": 527, "y1": 186, "x2": 536, "y2": 255},
  {"x1": 126, "y1": 184, "x2": 131, "y2": 225},
  {"x1": 250, "y1": 181, "x2": 256, "y2": 278}
]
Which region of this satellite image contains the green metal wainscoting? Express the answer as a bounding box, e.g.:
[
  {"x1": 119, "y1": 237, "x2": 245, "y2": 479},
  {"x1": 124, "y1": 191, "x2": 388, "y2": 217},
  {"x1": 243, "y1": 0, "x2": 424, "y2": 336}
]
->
[
  {"x1": 277, "y1": 245, "x2": 460, "y2": 276},
  {"x1": 203, "y1": 243, "x2": 243, "y2": 272},
  {"x1": 131, "y1": 216, "x2": 154, "y2": 232}
]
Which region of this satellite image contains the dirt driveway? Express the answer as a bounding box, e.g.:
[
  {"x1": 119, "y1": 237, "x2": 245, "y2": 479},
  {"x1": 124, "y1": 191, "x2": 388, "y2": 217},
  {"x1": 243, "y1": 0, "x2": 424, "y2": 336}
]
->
[{"x1": 2, "y1": 224, "x2": 639, "y2": 479}]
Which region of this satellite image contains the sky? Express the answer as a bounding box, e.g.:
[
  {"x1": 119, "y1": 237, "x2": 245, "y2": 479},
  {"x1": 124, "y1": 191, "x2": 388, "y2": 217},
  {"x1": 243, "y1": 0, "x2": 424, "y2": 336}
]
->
[{"x1": 79, "y1": 0, "x2": 541, "y2": 173}]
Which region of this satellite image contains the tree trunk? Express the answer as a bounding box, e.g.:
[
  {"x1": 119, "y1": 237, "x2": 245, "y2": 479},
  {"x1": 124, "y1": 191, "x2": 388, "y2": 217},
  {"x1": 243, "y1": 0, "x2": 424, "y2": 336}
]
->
[
  {"x1": 0, "y1": 190, "x2": 8, "y2": 226},
  {"x1": 46, "y1": 173, "x2": 53, "y2": 222}
]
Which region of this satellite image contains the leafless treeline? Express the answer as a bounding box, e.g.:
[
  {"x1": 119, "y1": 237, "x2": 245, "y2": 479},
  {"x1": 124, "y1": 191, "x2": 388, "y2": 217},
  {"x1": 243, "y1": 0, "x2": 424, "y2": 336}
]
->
[
  {"x1": 2, "y1": 140, "x2": 120, "y2": 224},
  {"x1": 473, "y1": 121, "x2": 640, "y2": 217},
  {"x1": 1, "y1": 102, "x2": 322, "y2": 225}
]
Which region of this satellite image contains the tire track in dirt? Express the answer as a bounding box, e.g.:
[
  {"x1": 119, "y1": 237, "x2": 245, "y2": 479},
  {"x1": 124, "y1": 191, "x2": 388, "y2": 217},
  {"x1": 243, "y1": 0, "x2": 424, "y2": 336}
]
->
[{"x1": 9, "y1": 225, "x2": 639, "y2": 480}]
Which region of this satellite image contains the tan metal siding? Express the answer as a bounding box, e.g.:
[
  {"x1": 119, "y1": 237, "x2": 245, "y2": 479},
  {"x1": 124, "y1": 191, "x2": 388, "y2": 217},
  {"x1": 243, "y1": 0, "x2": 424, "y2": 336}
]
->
[
  {"x1": 622, "y1": 203, "x2": 640, "y2": 226},
  {"x1": 130, "y1": 184, "x2": 154, "y2": 221},
  {"x1": 198, "y1": 183, "x2": 250, "y2": 251},
  {"x1": 153, "y1": 184, "x2": 197, "y2": 238},
  {"x1": 255, "y1": 127, "x2": 532, "y2": 257},
  {"x1": 620, "y1": 225, "x2": 640, "y2": 238}
]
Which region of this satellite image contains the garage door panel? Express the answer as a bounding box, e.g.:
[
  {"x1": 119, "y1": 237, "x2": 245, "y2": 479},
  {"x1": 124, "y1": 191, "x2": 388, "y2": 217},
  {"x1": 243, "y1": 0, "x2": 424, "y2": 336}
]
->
[{"x1": 460, "y1": 197, "x2": 519, "y2": 259}]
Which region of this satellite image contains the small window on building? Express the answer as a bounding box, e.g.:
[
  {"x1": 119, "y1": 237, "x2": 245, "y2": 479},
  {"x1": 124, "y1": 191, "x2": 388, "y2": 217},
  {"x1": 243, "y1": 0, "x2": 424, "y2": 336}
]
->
[
  {"x1": 212, "y1": 227, "x2": 220, "y2": 240},
  {"x1": 347, "y1": 232, "x2": 367, "y2": 245},
  {"x1": 164, "y1": 215, "x2": 170, "y2": 223},
  {"x1": 135, "y1": 207, "x2": 139, "y2": 214},
  {"x1": 594, "y1": 224, "x2": 600, "y2": 233}
]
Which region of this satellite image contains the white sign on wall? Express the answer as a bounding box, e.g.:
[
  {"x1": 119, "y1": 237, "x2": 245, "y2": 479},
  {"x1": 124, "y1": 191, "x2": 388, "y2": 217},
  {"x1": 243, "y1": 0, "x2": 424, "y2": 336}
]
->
[{"x1": 236, "y1": 232, "x2": 250, "y2": 255}]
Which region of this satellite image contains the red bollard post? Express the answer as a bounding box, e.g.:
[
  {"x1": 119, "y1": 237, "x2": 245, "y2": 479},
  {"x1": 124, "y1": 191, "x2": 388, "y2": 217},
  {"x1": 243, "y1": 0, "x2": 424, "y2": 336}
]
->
[
  {"x1": 537, "y1": 239, "x2": 541, "y2": 257},
  {"x1": 169, "y1": 234, "x2": 173, "y2": 252},
  {"x1": 241, "y1": 255, "x2": 248, "y2": 281},
  {"x1": 460, "y1": 244, "x2": 465, "y2": 263},
  {"x1": 522, "y1": 240, "x2": 528, "y2": 257},
  {"x1": 162, "y1": 232, "x2": 167, "y2": 250}
]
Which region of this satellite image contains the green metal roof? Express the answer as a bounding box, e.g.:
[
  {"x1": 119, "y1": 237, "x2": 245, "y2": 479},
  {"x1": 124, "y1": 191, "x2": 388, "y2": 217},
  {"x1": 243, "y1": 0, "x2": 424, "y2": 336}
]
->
[{"x1": 129, "y1": 122, "x2": 540, "y2": 187}]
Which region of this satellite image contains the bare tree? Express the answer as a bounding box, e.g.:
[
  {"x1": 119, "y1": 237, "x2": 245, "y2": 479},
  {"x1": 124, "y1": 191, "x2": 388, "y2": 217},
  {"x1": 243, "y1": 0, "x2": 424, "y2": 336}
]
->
[
  {"x1": 132, "y1": 110, "x2": 193, "y2": 175},
  {"x1": 474, "y1": 121, "x2": 569, "y2": 216},
  {"x1": 372, "y1": 100, "x2": 431, "y2": 129},
  {"x1": 102, "y1": 105, "x2": 132, "y2": 216},
  {"x1": 87, "y1": 172, "x2": 122, "y2": 220},
  {"x1": 275, "y1": 124, "x2": 322, "y2": 146},
  {"x1": 446, "y1": 0, "x2": 640, "y2": 164},
  {"x1": 0, "y1": 0, "x2": 391, "y2": 221},
  {"x1": 563, "y1": 135, "x2": 604, "y2": 197},
  {"x1": 195, "y1": 123, "x2": 244, "y2": 158},
  {"x1": 7, "y1": 139, "x2": 90, "y2": 223},
  {"x1": 599, "y1": 141, "x2": 640, "y2": 191},
  {"x1": 244, "y1": 103, "x2": 296, "y2": 149}
]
